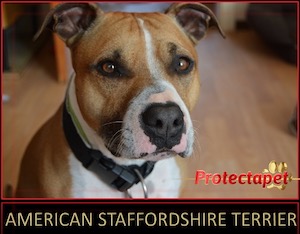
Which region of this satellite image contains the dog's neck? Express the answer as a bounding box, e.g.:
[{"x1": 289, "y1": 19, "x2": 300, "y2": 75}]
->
[{"x1": 66, "y1": 74, "x2": 146, "y2": 166}]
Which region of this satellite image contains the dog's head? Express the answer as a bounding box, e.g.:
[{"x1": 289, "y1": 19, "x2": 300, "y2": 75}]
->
[{"x1": 37, "y1": 3, "x2": 224, "y2": 161}]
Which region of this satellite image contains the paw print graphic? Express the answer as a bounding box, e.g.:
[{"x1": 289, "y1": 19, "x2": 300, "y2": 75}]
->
[{"x1": 263, "y1": 160, "x2": 293, "y2": 190}]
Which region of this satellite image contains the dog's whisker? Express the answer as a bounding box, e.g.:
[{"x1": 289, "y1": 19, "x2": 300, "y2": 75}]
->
[
  {"x1": 190, "y1": 120, "x2": 202, "y2": 153},
  {"x1": 193, "y1": 128, "x2": 201, "y2": 147},
  {"x1": 191, "y1": 118, "x2": 202, "y2": 125},
  {"x1": 102, "y1": 121, "x2": 124, "y2": 127},
  {"x1": 192, "y1": 129, "x2": 202, "y2": 160},
  {"x1": 191, "y1": 119, "x2": 204, "y2": 129},
  {"x1": 115, "y1": 138, "x2": 126, "y2": 157},
  {"x1": 107, "y1": 129, "x2": 124, "y2": 149}
]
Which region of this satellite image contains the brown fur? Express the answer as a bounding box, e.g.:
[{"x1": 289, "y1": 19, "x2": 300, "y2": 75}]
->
[{"x1": 16, "y1": 107, "x2": 72, "y2": 197}]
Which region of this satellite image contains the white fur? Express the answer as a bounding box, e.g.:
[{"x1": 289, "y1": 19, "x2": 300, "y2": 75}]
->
[{"x1": 138, "y1": 18, "x2": 162, "y2": 80}]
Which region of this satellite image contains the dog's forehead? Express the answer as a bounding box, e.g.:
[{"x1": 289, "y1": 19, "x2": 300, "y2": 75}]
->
[
  {"x1": 103, "y1": 11, "x2": 193, "y2": 43},
  {"x1": 99, "y1": 11, "x2": 176, "y2": 33},
  {"x1": 81, "y1": 12, "x2": 192, "y2": 49},
  {"x1": 73, "y1": 11, "x2": 196, "y2": 67}
]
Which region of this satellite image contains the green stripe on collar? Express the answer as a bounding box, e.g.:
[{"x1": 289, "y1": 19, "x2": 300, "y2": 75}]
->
[{"x1": 65, "y1": 91, "x2": 91, "y2": 147}]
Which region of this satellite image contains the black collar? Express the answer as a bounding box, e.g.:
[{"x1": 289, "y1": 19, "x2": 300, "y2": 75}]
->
[{"x1": 62, "y1": 100, "x2": 155, "y2": 193}]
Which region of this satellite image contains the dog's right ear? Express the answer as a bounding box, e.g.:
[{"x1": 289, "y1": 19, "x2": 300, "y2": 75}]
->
[
  {"x1": 34, "y1": 3, "x2": 102, "y2": 47},
  {"x1": 166, "y1": 3, "x2": 225, "y2": 44}
]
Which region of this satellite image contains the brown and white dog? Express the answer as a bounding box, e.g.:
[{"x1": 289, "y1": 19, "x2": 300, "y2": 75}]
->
[{"x1": 16, "y1": 3, "x2": 225, "y2": 198}]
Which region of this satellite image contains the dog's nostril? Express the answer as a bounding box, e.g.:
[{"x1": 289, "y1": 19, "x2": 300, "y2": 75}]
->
[
  {"x1": 173, "y1": 118, "x2": 182, "y2": 127},
  {"x1": 173, "y1": 119, "x2": 178, "y2": 126},
  {"x1": 156, "y1": 119, "x2": 163, "y2": 129}
]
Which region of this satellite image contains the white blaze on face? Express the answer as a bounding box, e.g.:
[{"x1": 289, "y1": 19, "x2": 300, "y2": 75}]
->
[
  {"x1": 138, "y1": 18, "x2": 162, "y2": 81},
  {"x1": 120, "y1": 19, "x2": 194, "y2": 160}
]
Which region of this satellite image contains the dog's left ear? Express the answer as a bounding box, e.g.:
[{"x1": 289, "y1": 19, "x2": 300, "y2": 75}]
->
[
  {"x1": 165, "y1": 3, "x2": 226, "y2": 44},
  {"x1": 34, "y1": 3, "x2": 102, "y2": 46}
]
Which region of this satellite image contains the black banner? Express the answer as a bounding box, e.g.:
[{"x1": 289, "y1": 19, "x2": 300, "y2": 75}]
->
[{"x1": 2, "y1": 201, "x2": 298, "y2": 234}]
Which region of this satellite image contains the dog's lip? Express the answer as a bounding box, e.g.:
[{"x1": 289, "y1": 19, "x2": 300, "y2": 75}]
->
[
  {"x1": 140, "y1": 148, "x2": 174, "y2": 157},
  {"x1": 154, "y1": 148, "x2": 188, "y2": 157},
  {"x1": 155, "y1": 147, "x2": 174, "y2": 154},
  {"x1": 138, "y1": 148, "x2": 184, "y2": 161}
]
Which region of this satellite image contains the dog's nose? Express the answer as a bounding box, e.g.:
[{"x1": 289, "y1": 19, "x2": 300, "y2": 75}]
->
[{"x1": 141, "y1": 103, "x2": 184, "y2": 149}]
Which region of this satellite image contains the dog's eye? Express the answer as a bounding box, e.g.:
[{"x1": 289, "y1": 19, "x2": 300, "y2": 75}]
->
[
  {"x1": 96, "y1": 61, "x2": 122, "y2": 77},
  {"x1": 178, "y1": 58, "x2": 190, "y2": 71},
  {"x1": 173, "y1": 56, "x2": 194, "y2": 75},
  {"x1": 102, "y1": 62, "x2": 116, "y2": 74}
]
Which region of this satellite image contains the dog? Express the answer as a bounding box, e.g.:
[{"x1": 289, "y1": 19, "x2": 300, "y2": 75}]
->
[{"x1": 16, "y1": 3, "x2": 225, "y2": 198}]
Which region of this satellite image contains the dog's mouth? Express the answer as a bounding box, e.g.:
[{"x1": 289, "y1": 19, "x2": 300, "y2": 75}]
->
[
  {"x1": 140, "y1": 148, "x2": 176, "y2": 159},
  {"x1": 107, "y1": 138, "x2": 186, "y2": 161},
  {"x1": 105, "y1": 145, "x2": 175, "y2": 161}
]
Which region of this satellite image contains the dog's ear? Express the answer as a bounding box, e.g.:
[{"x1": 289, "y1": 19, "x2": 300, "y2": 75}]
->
[
  {"x1": 34, "y1": 3, "x2": 102, "y2": 46},
  {"x1": 165, "y1": 3, "x2": 225, "y2": 44}
]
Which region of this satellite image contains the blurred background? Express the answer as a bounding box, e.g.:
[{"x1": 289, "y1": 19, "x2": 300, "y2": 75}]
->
[{"x1": 2, "y1": 2, "x2": 298, "y2": 198}]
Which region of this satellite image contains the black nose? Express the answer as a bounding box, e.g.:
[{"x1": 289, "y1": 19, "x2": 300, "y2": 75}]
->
[{"x1": 141, "y1": 102, "x2": 185, "y2": 149}]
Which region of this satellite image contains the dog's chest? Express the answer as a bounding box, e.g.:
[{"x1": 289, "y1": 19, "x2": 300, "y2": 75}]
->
[{"x1": 68, "y1": 153, "x2": 181, "y2": 198}]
